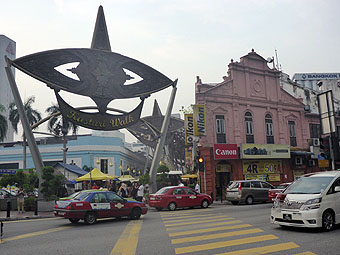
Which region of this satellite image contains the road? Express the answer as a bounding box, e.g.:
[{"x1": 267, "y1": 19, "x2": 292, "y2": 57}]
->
[{"x1": 1, "y1": 203, "x2": 339, "y2": 255}]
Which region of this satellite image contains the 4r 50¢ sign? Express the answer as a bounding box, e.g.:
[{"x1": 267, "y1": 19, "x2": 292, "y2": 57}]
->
[{"x1": 242, "y1": 160, "x2": 282, "y2": 174}]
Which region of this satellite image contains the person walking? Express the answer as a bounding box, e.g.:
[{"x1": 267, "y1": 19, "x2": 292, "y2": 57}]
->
[
  {"x1": 17, "y1": 187, "x2": 25, "y2": 213},
  {"x1": 136, "y1": 183, "x2": 144, "y2": 202},
  {"x1": 195, "y1": 181, "x2": 200, "y2": 193},
  {"x1": 118, "y1": 183, "x2": 128, "y2": 198},
  {"x1": 131, "y1": 182, "x2": 139, "y2": 200},
  {"x1": 178, "y1": 180, "x2": 184, "y2": 186}
]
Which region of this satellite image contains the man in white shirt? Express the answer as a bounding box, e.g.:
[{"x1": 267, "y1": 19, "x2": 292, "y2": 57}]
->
[
  {"x1": 136, "y1": 184, "x2": 144, "y2": 202},
  {"x1": 195, "y1": 181, "x2": 200, "y2": 193}
]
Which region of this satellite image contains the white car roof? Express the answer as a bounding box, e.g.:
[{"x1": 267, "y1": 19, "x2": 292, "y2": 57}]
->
[{"x1": 303, "y1": 171, "x2": 340, "y2": 177}]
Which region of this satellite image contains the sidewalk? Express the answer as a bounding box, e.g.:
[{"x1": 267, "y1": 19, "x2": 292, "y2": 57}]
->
[{"x1": 0, "y1": 210, "x2": 55, "y2": 221}]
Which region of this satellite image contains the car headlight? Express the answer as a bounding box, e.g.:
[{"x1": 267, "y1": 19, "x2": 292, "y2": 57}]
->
[
  {"x1": 301, "y1": 197, "x2": 322, "y2": 211},
  {"x1": 304, "y1": 197, "x2": 322, "y2": 205}
]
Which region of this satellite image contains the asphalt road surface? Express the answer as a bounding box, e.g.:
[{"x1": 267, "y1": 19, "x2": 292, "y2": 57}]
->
[{"x1": 1, "y1": 202, "x2": 339, "y2": 255}]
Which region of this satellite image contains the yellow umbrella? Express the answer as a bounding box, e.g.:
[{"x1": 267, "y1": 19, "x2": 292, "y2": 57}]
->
[
  {"x1": 76, "y1": 168, "x2": 115, "y2": 181},
  {"x1": 181, "y1": 174, "x2": 198, "y2": 180},
  {"x1": 118, "y1": 175, "x2": 138, "y2": 182}
]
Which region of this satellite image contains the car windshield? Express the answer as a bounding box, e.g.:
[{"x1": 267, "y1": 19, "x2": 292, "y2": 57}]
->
[
  {"x1": 276, "y1": 184, "x2": 288, "y2": 189},
  {"x1": 228, "y1": 182, "x2": 239, "y2": 189},
  {"x1": 285, "y1": 176, "x2": 334, "y2": 194},
  {"x1": 155, "y1": 187, "x2": 171, "y2": 195},
  {"x1": 74, "y1": 192, "x2": 91, "y2": 201}
]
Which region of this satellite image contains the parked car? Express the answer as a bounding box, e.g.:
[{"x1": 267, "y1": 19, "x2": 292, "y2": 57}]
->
[
  {"x1": 54, "y1": 190, "x2": 148, "y2": 224},
  {"x1": 0, "y1": 189, "x2": 16, "y2": 199},
  {"x1": 271, "y1": 171, "x2": 340, "y2": 231},
  {"x1": 268, "y1": 182, "x2": 291, "y2": 202},
  {"x1": 148, "y1": 186, "x2": 212, "y2": 211},
  {"x1": 226, "y1": 180, "x2": 275, "y2": 205}
]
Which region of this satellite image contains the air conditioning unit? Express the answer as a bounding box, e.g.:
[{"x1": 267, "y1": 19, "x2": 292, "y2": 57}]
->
[
  {"x1": 295, "y1": 157, "x2": 303, "y2": 165},
  {"x1": 312, "y1": 138, "x2": 320, "y2": 147}
]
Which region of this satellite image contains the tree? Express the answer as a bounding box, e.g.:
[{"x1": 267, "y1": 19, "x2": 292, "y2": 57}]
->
[
  {"x1": 41, "y1": 166, "x2": 65, "y2": 200},
  {"x1": 9, "y1": 96, "x2": 42, "y2": 168},
  {"x1": 0, "y1": 104, "x2": 8, "y2": 142},
  {"x1": 46, "y1": 103, "x2": 79, "y2": 136},
  {"x1": 156, "y1": 164, "x2": 170, "y2": 189}
]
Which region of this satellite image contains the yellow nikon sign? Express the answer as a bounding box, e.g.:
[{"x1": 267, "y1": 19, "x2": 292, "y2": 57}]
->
[{"x1": 193, "y1": 104, "x2": 206, "y2": 136}]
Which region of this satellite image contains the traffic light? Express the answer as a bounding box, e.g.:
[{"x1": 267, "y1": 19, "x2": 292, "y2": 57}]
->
[
  {"x1": 197, "y1": 156, "x2": 205, "y2": 172},
  {"x1": 319, "y1": 136, "x2": 330, "y2": 159}
]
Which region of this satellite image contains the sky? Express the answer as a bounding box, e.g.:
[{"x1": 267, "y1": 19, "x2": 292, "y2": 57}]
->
[{"x1": 1, "y1": 0, "x2": 340, "y2": 142}]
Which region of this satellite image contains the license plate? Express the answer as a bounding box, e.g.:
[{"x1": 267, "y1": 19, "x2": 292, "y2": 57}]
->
[
  {"x1": 283, "y1": 214, "x2": 292, "y2": 220},
  {"x1": 58, "y1": 212, "x2": 65, "y2": 216},
  {"x1": 150, "y1": 197, "x2": 155, "y2": 200}
]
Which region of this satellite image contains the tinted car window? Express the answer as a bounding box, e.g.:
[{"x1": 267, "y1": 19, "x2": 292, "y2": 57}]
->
[
  {"x1": 241, "y1": 182, "x2": 250, "y2": 188},
  {"x1": 155, "y1": 187, "x2": 171, "y2": 195},
  {"x1": 261, "y1": 182, "x2": 273, "y2": 189},
  {"x1": 251, "y1": 181, "x2": 261, "y2": 188},
  {"x1": 91, "y1": 193, "x2": 108, "y2": 203},
  {"x1": 106, "y1": 192, "x2": 124, "y2": 202},
  {"x1": 184, "y1": 188, "x2": 196, "y2": 195},
  {"x1": 171, "y1": 188, "x2": 184, "y2": 195}
]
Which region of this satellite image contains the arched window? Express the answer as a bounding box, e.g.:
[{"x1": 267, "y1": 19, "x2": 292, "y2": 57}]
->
[
  {"x1": 265, "y1": 114, "x2": 274, "y2": 144},
  {"x1": 245, "y1": 112, "x2": 254, "y2": 143}
]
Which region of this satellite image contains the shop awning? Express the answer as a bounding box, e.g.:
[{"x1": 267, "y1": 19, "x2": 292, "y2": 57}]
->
[
  {"x1": 76, "y1": 168, "x2": 116, "y2": 181},
  {"x1": 181, "y1": 174, "x2": 198, "y2": 179},
  {"x1": 291, "y1": 151, "x2": 314, "y2": 156}
]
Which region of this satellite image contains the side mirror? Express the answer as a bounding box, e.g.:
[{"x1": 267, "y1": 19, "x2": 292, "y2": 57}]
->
[{"x1": 334, "y1": 186, "x2": 340, "y2": 192}]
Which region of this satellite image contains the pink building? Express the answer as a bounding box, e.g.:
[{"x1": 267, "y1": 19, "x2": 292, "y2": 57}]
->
[{"x1": 195, "y1": 49, "x2": 330, "y2": 200}]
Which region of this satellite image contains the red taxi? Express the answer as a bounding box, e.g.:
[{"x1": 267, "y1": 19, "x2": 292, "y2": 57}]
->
[
  {"x1": 54, "y1": 190, "x2": 148, "y2": 224},
  {"x1": 148, "y1": 186, "x2": 213, "y2": 211},
  {"x1": 268, "y1": 182, "x2": 291, "y2": 202}
]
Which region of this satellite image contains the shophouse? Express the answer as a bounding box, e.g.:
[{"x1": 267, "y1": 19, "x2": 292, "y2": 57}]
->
[{"x1": 195, "y1": 49, "x2": 338, "y2": 200}]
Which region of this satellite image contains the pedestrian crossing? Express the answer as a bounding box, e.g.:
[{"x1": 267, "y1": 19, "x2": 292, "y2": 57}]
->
[{"x1": 160, "y1": 209, "x2": 317, "y2": 255}]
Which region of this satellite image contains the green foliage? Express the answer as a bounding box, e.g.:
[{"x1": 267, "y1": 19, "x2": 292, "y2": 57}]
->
[
  {"x1": 138, "y1": 173, "x2": 150, "y2": 185},
  {"x1": 157, "y1": 164, "x2": 170, "y2": 173},
  {"x1": 24, "y1": 196, "x2": 36, "y2": 207},
  {"x1": 82, "y1": 165, "x2": 92, "y2": 172},
  {"x1": 0, "y1": 169, "x2": 37, "y2": 194},
  {"x1": 41, "y1": 166, "x2": 65, "y2": 201}
]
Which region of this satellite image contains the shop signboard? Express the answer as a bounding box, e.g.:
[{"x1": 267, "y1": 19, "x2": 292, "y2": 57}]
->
[
  {"x1": 244, "y1": 174, "x2": 280, "y2": 182},
  {"x1": 216, "y1": 164, "x2": 231, "y2": 172},
  {"x1": 193, "y1": 104, "x2": 206, "y2": 136},
  {"x1": 318, "y1": 159, "x2": 329, "y2": 168},
  {"x1": 184, "y1": 113, "x2": 194, "y2": 146},
  {"x1": 214, "y1": 144, "x2": 238, "y2": 160},
  {"x1": 241, "y1": 144, "x2": 290, "y2": 159},
  {"x1": 242, "y1": 160, "x2": 283, "y2": 174}
]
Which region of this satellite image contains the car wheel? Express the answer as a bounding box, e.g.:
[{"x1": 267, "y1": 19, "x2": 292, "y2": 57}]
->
[
  {"x1": 322, "y1": 210, "x2": 334, "y2": 231},
  {"x1": 231, "y1": 201, "x2": 239, "y2": 205},
  {"x1": 84, "y1": 212, "x2": 97, "y2": 225},
  {"x1": 156, "y1": 207, "x2": 162, "y2": 211},
  {"x1": 168, "y1": 202, "x2": 177, "y2": 211},
  {"x1": 130, "y1": 208, "x2": 142, "y2": 220},
  {"x1": 201, "y1": 199, "x2": 209, "y2": 208},
  {"x1": 245, "y1": 196, "x2": 254, "y2": 205},
  {"x1": 69, "y1": 218, "x2": 80, "y2": 224}
]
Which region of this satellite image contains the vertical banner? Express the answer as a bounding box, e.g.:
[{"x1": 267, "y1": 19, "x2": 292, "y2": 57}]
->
[
  {"x1": 184, "y1": 114, "x2": 194, "y2": 146},
  {"x1": 193, "y1": 104, "x2": 206, "y2": 136}
]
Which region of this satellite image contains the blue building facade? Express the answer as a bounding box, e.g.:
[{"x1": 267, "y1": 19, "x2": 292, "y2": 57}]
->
[{"x1": 0, "y1": 131, "x2": 146, "y2": 177}]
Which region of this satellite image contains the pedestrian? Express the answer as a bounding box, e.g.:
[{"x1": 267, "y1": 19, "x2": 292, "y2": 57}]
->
[
  {"x1": 136, "y1": 183, "x2": 144, "y2": 202},
  {"x1": 16, "y1": 187, "x2": 25, "y2": 213},
  {"x1": 92, "y1": 182, "x2": 99, "y2": 189},
  {"x1": 118, "y1": 183, "x2": 128, "y2": 198},
  {"x1": 195, "y1": 181, "x2": 200, "y2": 193},
  {"x1": 131, "y1": 182, "x2": 139, "y2": 200},
  {"x1": 178, "y1": 180, "x2": 184, "y2": 186}
]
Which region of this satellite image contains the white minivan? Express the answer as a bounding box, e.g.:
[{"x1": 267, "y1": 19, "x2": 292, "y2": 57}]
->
[{"x1": 271, "y1": 171, "x2": 340, "y2": 231}]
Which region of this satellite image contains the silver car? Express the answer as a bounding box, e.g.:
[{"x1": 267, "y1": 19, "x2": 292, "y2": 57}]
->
[{"x1": 226, "y1": 180, "x2": 275, "y2": 205}]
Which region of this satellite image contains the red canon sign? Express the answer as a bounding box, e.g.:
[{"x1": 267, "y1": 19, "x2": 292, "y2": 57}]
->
[{"x1": 214, "y1": 144, "x2": 238, "y2": 160}]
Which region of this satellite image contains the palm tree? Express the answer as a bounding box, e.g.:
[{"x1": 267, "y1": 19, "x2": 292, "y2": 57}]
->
[
  {"x1": 45, "y1": 103, "x2": 79, "y2": 136},
  {"x1": 9, "y1": 96, "x2": 42, "y2": 169},
  {"x1": 0, "y1": 104, "x2": 8, "y2": 142}
]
